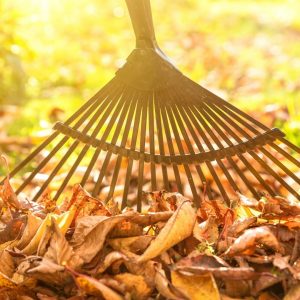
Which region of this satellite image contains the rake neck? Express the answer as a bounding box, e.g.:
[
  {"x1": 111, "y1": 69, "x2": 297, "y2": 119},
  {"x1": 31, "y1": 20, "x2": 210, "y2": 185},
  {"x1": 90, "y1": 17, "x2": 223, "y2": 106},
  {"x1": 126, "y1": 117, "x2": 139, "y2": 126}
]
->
[{"x1": 125, "y1": 0, "x2": 158, "y2": 49}]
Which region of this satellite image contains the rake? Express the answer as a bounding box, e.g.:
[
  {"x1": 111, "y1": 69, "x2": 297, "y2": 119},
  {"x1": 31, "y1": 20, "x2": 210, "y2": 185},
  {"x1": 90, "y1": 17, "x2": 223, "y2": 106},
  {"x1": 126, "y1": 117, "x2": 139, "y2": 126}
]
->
[{"x1": 3, "y1": 0, "x2": 300, "y2": 211}]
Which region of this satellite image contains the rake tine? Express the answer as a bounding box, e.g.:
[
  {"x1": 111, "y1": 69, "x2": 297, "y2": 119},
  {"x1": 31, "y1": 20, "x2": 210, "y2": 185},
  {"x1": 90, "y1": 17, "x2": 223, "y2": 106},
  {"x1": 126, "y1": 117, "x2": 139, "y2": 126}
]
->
[
  {"x1": 148, "y1": 93, "x2": 157, "y2": 191},
  {"x1": 160, "y1": 99, "x2": 183, "y2": 194},
  {"x1": 154, "y1": 93, "x2": 169, "y2": 190},
  {"x1": 214, "y1": 102, "x2": 300, "y2": 168},
  {"x1": 122, "y1": 158, "x2": 133, "y2": 210},
  {"x1": 92, "y1": 151, "x2": 112, "y2": 197},
  {"x1": 7, "y1": 132, "x2": 59, "y2": 180},
  {"x1": 32, "y1": 141, "x2": 80, "y2": 201},
  {"x1": 52, "y1": 86, "x2": 126, "y2": 199},
  {"x1": 178, "y1": 104, "x2": 222, "y2": 200},
  {"x1": 260, "y1": 147, "x2": 300, "y2": 184},
  {"x1": 53, "y1": 145, "x2": 90, "y2": 201},
  {"x1": 136, "y1": 99, "x2": 148, "y2": 211},
  {"x1": 202, "y1": 102, "x2": 276, "y2": 196},
  {"x1": 106, "y1": 90, "x2": 138, "y2": 202},
  {"x1": 93, "y1": 88, "x2": 136, "y2": 198},
  {"x1": 80, "y1": 88, "x2": 128, "y2": 187},
  {"x1": 16, "y1": 136, "x2": 69, "y2": 194},
  {"x1": 33, "y1": 90, "x2": 124, "y2": 200},
  {"x1": 209, "y1": 102, "x2": 300, "y2": 186},
  {"x1": 162, "y1": 94, "x2": 200, "y2": 206},
  {"x1": 193, "y1": 104, "x2": 259, "y2": 199},
  {"x1": 250, "y1": 151, "x2": 300, "y2": 199},
  {"x1": 269, "y1": 143, "x2": 300, "y2": 168},
  {"x1": 81, "y1": 149, "x2": 101, "y2": 187},
  {"x1": 13, "y1": 85, "x2": 115, "y2": 190},
  {"x1": 92, "y1": 92, "x2": 134, "y2": 197},
  {"x1": 121, "y1": 92, "x2": 143, "y2": 207},
  {"x1": 280, "y1": 138, "x2": 300, "y2": 154}
]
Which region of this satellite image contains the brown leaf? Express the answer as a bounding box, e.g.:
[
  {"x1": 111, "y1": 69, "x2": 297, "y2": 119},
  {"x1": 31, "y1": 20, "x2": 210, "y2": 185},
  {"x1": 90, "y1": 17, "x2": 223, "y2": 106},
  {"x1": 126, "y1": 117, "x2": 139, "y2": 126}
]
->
[
  {"x1": 108, "y1": 236, "x2": 154, "y2": 253},
  {"x1": 96, "y1": 251, "x2": 128, "y2": 274},
  {"x1": 284, "y1": 284, "x2": 300, "y2": 300},
  {"x1": 72, "y1": 272, "x2": 123, "y2": 300},
  {"x1": 227, "y1": 217, "x2": 257, "y2": 237},
  {"x1": 43, "y1": 218, "x2": 82, "y2": 267},
  {"x1": 17, "y1": 212, "x2": 42, "y2": 249},
  {"x1": 114, "y1": 273, "x2": 152, "y2": 300},
  {"x1": 154, "y1": 266, "x2": 187, "y2": 300},
  {"x1": 225, "y1": 226, "x2": 284, "y2": 257},
  {"x1": 171, "y1": 270, "x2": 220, "y2": 300},
  {"x1": 174, "y1": 254, "x2": 258, "y2": 280},
  {"x1": 138, "y1": 199, "x2": 196, "y2": 262},
  {"x1": 193, "y1": 216, "x2": 219, "y2": 244},
  {"x1": 0, "y1": 250, "x2": 15, "y2": 278},
  {"x1": 72, "y1": 214, "x2": 130, "y2": 264}
]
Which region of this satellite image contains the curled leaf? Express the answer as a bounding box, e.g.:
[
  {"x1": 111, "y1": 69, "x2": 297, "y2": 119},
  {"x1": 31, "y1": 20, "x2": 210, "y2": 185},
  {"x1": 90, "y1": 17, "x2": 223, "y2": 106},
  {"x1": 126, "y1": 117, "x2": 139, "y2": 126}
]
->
[{"x1": 138, "y1": 200, "x2": 196, "y2": 262}]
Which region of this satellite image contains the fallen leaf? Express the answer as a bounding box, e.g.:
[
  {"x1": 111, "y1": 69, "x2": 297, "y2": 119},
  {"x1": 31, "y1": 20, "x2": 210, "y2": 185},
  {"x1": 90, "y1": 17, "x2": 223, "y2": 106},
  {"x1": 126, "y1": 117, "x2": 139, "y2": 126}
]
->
[
  {"x1": 138, "y1": 199, "x2": 196, "y2": 262},
  {"x1": 17, "y1": 212, "x2": 42, "y2": 249},
  {"x1": 154, "y1": 266, "x2": 186, "y2": 300},
  {"x1": 114, "y1": 273, "x2": 152, "y2": 300},
  {"x1": 108, "y1": 235, "x2": 154, "y2": 253},
  {"x1": 225, "y1": 226, "x2": 284, "y2": 257},
  {"x1": 72, "y1": 271, "x2": 123, "y2": 300},
  {"x1": 171, "y1": 270, "x2": 220, "y2": 300},
  {"x1": 72, "y1": 214, "x2": 130, "y2": 264}
]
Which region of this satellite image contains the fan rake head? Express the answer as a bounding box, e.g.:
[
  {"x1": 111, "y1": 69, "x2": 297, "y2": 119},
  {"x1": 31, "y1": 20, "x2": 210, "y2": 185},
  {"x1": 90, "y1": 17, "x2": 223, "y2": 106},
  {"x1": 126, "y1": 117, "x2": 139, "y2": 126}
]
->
[{"x1": 3, "y1": 0, "x2": 300, "y2": 210}]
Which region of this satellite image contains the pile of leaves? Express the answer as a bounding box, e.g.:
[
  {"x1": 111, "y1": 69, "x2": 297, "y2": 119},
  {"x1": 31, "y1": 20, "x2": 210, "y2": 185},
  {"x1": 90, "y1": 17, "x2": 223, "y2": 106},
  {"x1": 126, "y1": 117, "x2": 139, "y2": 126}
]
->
[{"x1": 1, "y1": 178, "x2": 300, "y2": 300}]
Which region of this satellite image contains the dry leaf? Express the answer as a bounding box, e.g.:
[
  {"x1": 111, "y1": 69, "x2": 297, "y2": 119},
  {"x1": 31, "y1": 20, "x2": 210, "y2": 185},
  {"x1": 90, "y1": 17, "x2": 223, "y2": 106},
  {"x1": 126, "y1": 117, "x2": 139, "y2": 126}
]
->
[
  {"x1": 225, "y1": 226, "x2": 284, "y2": 257},
  {"x1": 17, "y1": 212, "x2": 42, "y2": 249},
  {"x1": 114, "y1": 273, "x2": 151, "y2": 300},
  {"x1": 171, "y1": 270, "x2": 220, "y2": 300},
  {"x1": 154, "y1": 267, "x2": 186, "y2": 300},
  {"x1": 138, "y1": 200, "x2": 196, "y2": 262},
  {"x1": 72, "y1": 215, "x2": 130, "y2": 264},
  {"x1": 73, "y1": 272, "x2": 123, "y2": 300}
]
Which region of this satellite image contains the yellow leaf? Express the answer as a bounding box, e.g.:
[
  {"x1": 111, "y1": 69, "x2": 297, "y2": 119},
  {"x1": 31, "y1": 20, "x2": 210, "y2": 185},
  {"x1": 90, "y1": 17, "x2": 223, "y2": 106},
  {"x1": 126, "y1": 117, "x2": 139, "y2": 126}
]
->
[
  {"x1": 138, "y1": 200, "x2": 196, "y2": 263},
  {"x1": 22, "y1": 208, "x2": 76, "y2": 255},
  {"x1": 171, "y1": 271, "x2": 220, "y2": 300},
  {"x1": 76, "y1": 274, "x2": 123, "y2": 300},
  {"x1": 0, "y1": 271, "x2": 17, "y2": 288},
  {"x1": 235, "y1": 205, "x2": 260, "y2": 219}
]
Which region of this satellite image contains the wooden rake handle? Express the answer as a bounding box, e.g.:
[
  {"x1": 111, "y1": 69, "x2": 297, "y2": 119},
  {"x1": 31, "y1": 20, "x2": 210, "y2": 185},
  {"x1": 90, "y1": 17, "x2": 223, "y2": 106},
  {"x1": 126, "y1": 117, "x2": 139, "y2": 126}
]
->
[{"x1": 125, "y1": 0, "x2": 158, "y2": 49}]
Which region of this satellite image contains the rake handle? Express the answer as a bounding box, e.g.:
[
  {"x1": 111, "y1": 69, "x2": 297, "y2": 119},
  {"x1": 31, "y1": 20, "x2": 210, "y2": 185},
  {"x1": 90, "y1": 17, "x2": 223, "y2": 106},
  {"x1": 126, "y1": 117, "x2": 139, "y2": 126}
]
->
[{"x1": 125, "y1": 0, "x2": 158, "y2": 49}]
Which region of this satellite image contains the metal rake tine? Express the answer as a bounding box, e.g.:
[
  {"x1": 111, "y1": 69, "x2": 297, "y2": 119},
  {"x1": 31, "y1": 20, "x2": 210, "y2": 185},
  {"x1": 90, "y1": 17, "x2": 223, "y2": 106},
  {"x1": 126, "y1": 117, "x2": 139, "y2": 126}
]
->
[
  {"x1": 192, "y1": 104, "x2": 259, "y2": 199},
  {"x1": 202, "y1": 102, "x2": 276, "y2": 196},
  {"x1": 154, "y1": 92, "x2": 169, "y2": 190},
  {"x1": 209, "y1": 102, "x2": 300, "y2": 185},
  {"x1": 148, "y1": 93, "x2": 157, "y2": 191},
  {"x1": 106, "y1": 90, "x2": 139, "y2": 202},
  {"x1": 53, "y1": 85, "x2": 126, "y2": 199},
  {"x1": 280, "y1": 138, "x2": 300, "y2": 154},
  {"x1": 122, "y1": 92, "x2": 144, "y2": 208},
  {"x1": 160, "y1": 98, "x2": 184, "y2": 195},
  {"x1": 34, "y1": 88, "x2": 125, "y2": 200},
  {"x1": 9, "y1": 82, "x2": 114, "y2": 187},
  {"x1": 174, "y1": 85, "x2": 238, "y2": 201},
  {"x1": 161, "y1": 93, "x2": 200, "y2": 205},
  {"x1": 80, "y1": 87, "x2": 129, "y2": 187},
  {"x1": 249, "y1": 150, "x2": 300, "y2": 199},
  {"x1": 177, "y1": 103, "x2": 226, "y2": 199},
  {"x1": 93, "y1": 88, "x2": 136, "y2": 198},
  {"x1": 32, "y1": 141, "x2": 80, "y2": 201},
  {"x1": 214, "y1": 102, "x2": 300, "y2": 167},
  {"x1": 166, "y1": 88, "x2": 209, "y2": 197},
  {"x1": 92, "y1": 151, "x2": 112, "y2": 197},
  {"x1": 136, "y1": 98, "x2": 148, "y2": 211},
  {"x1": 16, "y1": 136, "x2": 69, "y2": 194}
]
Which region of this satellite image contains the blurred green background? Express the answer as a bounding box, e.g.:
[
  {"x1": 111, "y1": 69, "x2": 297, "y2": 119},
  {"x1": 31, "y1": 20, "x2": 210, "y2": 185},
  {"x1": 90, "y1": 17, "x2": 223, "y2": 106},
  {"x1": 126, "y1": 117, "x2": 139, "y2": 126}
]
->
[{"x1": 0, "y1": 0, "x2": 299, "y2": 161}]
